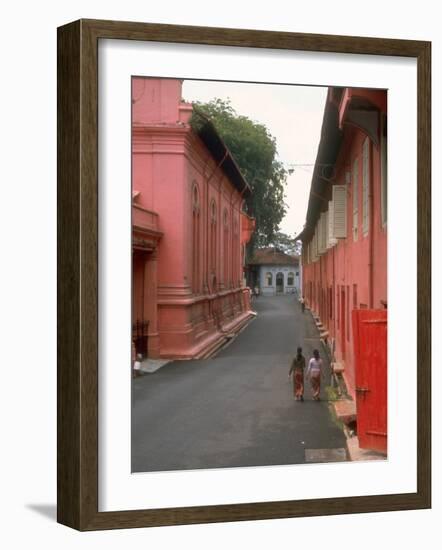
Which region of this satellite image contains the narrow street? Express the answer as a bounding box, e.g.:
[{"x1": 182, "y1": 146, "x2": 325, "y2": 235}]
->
[{"x1": 132, "y1": 295, "x2": 346, "y2": 472}]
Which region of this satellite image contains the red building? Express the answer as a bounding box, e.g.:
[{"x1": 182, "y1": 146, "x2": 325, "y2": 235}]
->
[
  {"x1": 132, "y1": 78, "x2": 255, "y2": 360},
  {"x1": 297, "y1": 87, "x2": 387, "y2": 452}
]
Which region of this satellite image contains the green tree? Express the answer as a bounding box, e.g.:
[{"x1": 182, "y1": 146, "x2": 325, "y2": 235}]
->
[
  {"x1": 267, "y1": 231, "x2": 301, "y2": 255},
  {"x1": 191, "y1": 98, "x2": 287, "y2": 251}
]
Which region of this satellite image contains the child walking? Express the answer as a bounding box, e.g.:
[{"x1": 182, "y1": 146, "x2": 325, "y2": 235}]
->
[{"x1": 289, "y1": 347, "x2": 306, "y2": 401}]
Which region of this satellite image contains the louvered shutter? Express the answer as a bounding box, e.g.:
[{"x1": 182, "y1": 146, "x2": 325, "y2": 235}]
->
[
  {"x1": 315, "y1": 227, "x2": 319, "y2": 260},
  {"x1": 321, "y1": 212, "x2": 328, "y2": 254},
  {"x1": 317, "y1": 217, "x2": 321, "y2": 254},
  {"x1": 318, "y1": 213, "x2": 326, "y2": 255},
  {"x1": 310, "y1": 238, "x2": 314, "y2": 263},
  {"x1": 353, "y1": 157, "x2": 359, "y2": 241},
  {"x1": 327, "y1": 201, "x2": 337, "y2": 248},
  {"x1": 362, "y1": 137, "x2": 370, "y2": 235},
  {"x1": 312, "y1": 227, "x2": 318, "y2": 262},
  {"x1": 317, "y1": 224, "x2": 320, "y2": 259},
  {"x1": 324, "y1": 211, "x2": 329, "y2": 250},
  {"x1": 331, "y1": 185, "x2": 347, "y2": 238}
]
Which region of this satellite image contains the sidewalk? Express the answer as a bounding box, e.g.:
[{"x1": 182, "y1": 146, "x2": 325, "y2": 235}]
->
[{"x1": 138, "y1": 357, "x2": 170, "y2": 374}]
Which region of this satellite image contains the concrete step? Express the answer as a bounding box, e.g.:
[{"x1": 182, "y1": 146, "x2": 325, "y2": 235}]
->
[
  {"x1": 197, "y1": 336, "x2": 228, "y2": 359},
  {"x1": 331, "y1": 361, "x2": 345, "y2": 374},
  {"x1": 333, "y1": 399, "x2": 356, "y2": 424}
]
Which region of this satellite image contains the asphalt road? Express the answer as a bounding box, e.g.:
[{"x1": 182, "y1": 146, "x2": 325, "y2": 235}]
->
[{"x1": 132, "y1": 294, "x2": 346, "y2": 472}]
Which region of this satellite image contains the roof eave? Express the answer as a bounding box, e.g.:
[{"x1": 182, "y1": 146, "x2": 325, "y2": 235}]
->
[
  {"x1": 191, "y1": 107, "x2": 252, "y2": 197},
  {"x1": 298, "y1": 88, "x2": 344, "y2": 242}
]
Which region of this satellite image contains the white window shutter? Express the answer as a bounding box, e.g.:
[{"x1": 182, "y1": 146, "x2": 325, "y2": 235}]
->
[
  {"x1": 321, "y1": 212, "x2": 327, "y2": 254},
  {"x1": 331, "y1": 185, "x2": 347, "y2": 238},
  {"x1": 327, "y1": 201, "x2": 337, "y2": 248},
  {"x1": 353, "y1": 157, "x2": 359, "y2": 241},
  {"x1": 312, "y1": 227, "x2": 318, "y2": 262},
  {"x1": 324, "y1": 211, "x2": 329, "y2": 250},
  {"x1": 310, "y1": 238, "x2": 314, "y2": 263},
  {"x1": 362, "y1": 137, "x2": 370, "y2": 235},
  {"x1": 318, "y1": 213, "x2": 326, "y2": 255},
  {"x1": 317, "y1": 216, "x2": 322, "y2": 254},
  {"x1": 315, "y1": 227, "x2": 319, "y2": 260}
]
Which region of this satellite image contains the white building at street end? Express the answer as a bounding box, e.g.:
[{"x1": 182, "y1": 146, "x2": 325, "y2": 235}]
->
[{"x1": 248, "y1": 248, "x2": 301, "y2": 296}]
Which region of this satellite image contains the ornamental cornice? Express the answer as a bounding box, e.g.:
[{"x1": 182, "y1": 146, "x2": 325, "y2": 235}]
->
[
  {"x1": 132, "y1": 225, "x2": 163, "y2": 243},
  {"x1": 132, "y1": 124, "x2": 247, "y2": 201},
  {"x1": 132, "y1": 123, "x2": 190, "y2": 145}
]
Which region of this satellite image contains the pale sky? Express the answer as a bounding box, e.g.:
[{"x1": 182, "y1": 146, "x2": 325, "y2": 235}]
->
[{"x1": 183, "y1": 80, "x2": 328, "y2": 238}]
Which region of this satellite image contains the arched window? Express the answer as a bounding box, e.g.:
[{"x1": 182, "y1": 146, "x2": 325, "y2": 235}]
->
[
  {"x1": 266, "y1": 272, "x2": 273, "y2": 286},
  {"x1": 233, "y1": 216, "x2": 239, "y2": 287},
  {"x1": 287, "y1": 272, "x2": 295, "y2": 286},
  {"x1": 223, "y1": 208, "x2": 229, "y2": 287},
  {"x1": 210, "y1": 199, "x2": 217, "y2": 289},
  {"x1": 192, "y1": 183, "x2": 200, "y2": 293}
]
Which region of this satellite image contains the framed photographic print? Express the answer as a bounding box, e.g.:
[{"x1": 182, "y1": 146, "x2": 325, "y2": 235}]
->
[{"x1": 57, "y1": 19, "x2": 431, "y2": 530}]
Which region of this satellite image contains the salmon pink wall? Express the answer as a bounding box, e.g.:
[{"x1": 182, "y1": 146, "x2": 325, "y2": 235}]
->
[
  {"x1": 132, "y1": 78, "x2": 254, "y2": 359},
  {"x1": 302, "y1": 89, "x2": 387, "y2": 397}
]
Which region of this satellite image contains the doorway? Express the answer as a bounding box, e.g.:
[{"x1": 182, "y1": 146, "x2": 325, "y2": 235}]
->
[
  {"x1": 276, "y1": 272, "x2": 284, "y2": 294},
  {"x1": 340, "y1": 287, "x2": 346, "y2": 355},
  {"x1": 352, "y1": 309, "x2": 387, "y2": 452},
  {"x1": 132, "y1": 251, "x2": 149, "y2": 357}
]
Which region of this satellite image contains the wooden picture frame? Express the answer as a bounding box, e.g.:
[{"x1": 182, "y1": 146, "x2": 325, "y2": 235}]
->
[{"x1": 57, "y1": 18, "x2": 431, "y2": 531}]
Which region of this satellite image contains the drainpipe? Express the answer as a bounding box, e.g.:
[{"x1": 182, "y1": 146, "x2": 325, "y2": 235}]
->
[
  {"x1": 320, "y1": 254, "x2": 323, "y2": 321},
  {"x1": 368, "y1": 143, "x2": 375, "y2": 309},
  {"x1": 333, "y1": 244, "x2": 336, "y2": 355}
]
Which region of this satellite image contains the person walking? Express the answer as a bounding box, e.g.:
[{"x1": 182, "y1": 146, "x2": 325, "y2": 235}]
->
[
  {"x1": 300, "y1": 296, "x2": 305, "y2": 313},
  {"x1": 306, "y1": 349, "x2": 323, "y2": 401},
  {"x1": 288, "y1": 347, "x2": 306, "y2": 401},
  {"x1": 133, "y1": 353, "x2": 142, "y2": 378}
]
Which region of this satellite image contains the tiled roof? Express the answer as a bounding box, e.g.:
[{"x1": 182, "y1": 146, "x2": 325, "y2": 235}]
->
[{"x1": 249, "y1": 248, "x2": 299, "y2": 266}]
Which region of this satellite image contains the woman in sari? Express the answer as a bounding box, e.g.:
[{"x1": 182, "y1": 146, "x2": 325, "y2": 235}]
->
[
  {"x1": 306, "y1": 349, "x2": 323, "y2": 401},
  {"x1": 289, "y1": 347, "x2": 306, "y2": 401}
]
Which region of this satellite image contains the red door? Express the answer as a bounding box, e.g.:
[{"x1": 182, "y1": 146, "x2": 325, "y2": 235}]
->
[
  {"x1": 340, "y1": 288, "x2": 346, "y2": 355},
  {"x1": 352, "y1": 309, "x2": 387, "y2": 453}
]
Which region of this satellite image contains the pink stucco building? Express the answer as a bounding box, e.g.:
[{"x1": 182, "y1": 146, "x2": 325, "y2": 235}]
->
[
  {"x1": 297, "y1": 87, "x2": 388, "y2": 452},
  {"x1": 131, "y1": 78, "x2": 255, "y2": 360},
  {"x1": 297, "y1": 87, "x2": 387, "y2": 396}
]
